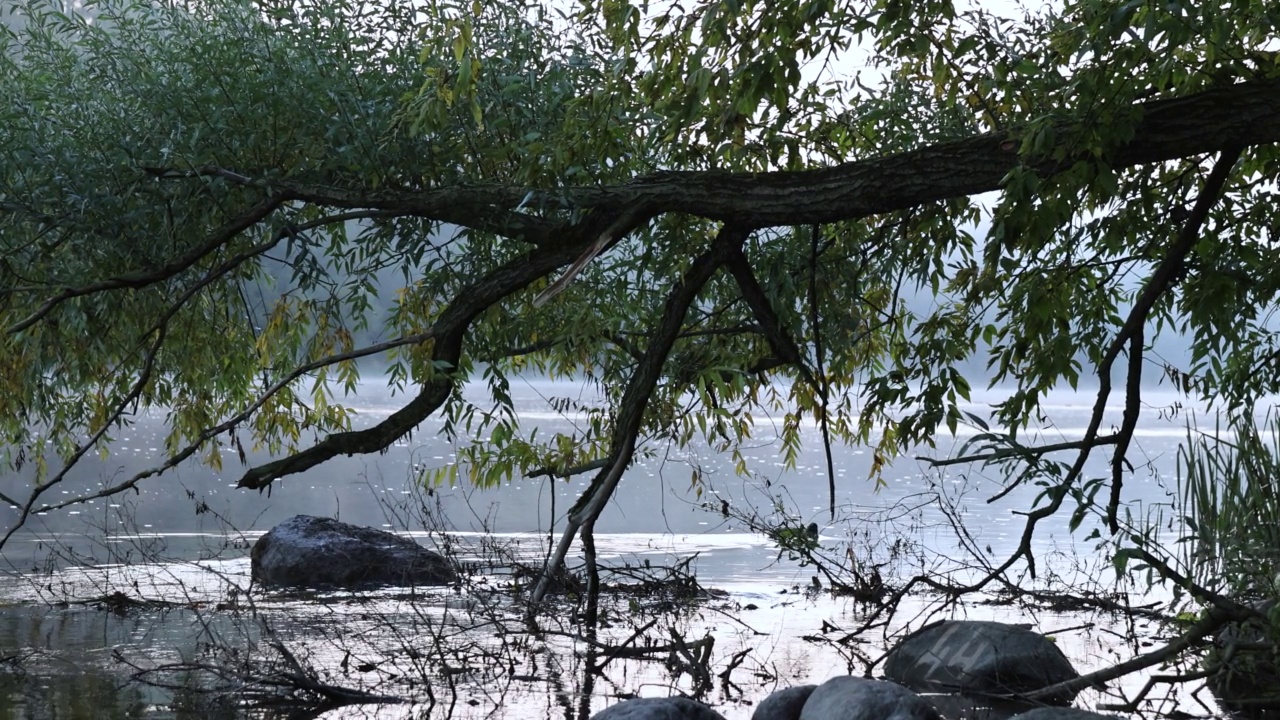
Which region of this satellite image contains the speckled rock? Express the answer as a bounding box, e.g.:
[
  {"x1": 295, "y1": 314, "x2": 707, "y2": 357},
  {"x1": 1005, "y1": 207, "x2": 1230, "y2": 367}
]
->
[
  {"x1": 591, "y1": 697, "x2": 726, "y2": 720},
  {"x1": 752, "y1": 685, "x2": 817, "y2": 720},
  {"x1": 799, "y1": 677, "x2": 940, "y2": 720},
  {"x1": 251, "y1": 515, "x2": 455, "y2": 589}
]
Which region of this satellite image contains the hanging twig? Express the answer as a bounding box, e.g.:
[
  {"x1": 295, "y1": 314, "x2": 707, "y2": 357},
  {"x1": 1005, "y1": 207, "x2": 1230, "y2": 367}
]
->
[{"x1": 809, "y1": 224, "x2": 838, "y2": 520}]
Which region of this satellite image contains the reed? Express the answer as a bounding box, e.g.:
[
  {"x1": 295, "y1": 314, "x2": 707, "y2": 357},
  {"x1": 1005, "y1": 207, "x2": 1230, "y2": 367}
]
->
[{"x1": 1178, "y1": 411, "x2": 1280, "y2": 599}]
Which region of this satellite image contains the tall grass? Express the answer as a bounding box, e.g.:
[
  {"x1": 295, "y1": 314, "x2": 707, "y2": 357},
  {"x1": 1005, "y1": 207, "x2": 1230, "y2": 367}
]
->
[{"x1": 1178, "y1": 411, "x2": 1280, "y2": 599}]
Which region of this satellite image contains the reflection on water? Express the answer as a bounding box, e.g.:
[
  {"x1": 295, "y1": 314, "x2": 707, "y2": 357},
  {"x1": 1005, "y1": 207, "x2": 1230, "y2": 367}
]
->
[
  {"x1": 0, "y1": 529, "x2": 1190, "y2": 719},
  {"x1": 0, "y1": 603, "x2": 164, "y2": 720},
  {"x1": 0, "y1": 667, "x2": 148, "y2": 720},
  {"x1": 0, "y1": 382, "x2": 1218, "y2": 718}
]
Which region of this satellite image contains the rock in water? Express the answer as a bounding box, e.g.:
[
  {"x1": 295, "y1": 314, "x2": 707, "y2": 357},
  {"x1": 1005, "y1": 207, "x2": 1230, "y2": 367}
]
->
[
  {"x1": 752, "y1": 685, "x2": 817, "y2": 720},
  {"x1": 591, "y1": 697, "x2": 726, "y2": 720},
  {"x1": 251, "y1": 515, "x2": 455, "y2": 589},
  {"x1": 1209, "y1": 600, "x2": 1280, "y2": 716},
  {"x1": 799, "y1": 677, "x2": 940, "y2": 720},
  {"x1": 883, "y1": 620, "x2": 1079, "y2": 705}
]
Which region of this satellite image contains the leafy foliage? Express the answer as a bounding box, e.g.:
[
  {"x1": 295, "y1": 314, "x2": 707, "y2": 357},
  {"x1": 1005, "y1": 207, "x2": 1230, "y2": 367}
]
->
[{"x1": 0, "y1": 0, "x2": 1279, "y2": 598}]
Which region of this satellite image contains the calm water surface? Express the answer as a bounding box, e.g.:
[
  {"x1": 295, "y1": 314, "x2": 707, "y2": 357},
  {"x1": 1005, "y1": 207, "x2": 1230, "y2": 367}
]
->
[{"x1": 0, "y1": 380, "x2": 1224, "y2": 718}]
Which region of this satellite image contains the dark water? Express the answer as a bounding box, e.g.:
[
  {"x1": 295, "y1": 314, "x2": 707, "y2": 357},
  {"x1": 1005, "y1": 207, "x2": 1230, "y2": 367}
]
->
[{"x1": 0, "y1": 380, "x2": 1215, "y2": 718}]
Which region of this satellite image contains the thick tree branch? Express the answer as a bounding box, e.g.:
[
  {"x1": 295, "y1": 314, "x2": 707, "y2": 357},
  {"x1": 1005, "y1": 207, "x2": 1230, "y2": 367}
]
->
[
  {"x1": 235, "y1": 206, "x2": 647, "y2": 490},
  {"x1": 1099, "y1": 146, "x2": 1243, "y2": 532},
  {"x1": 558, "y1": 80, "x2": 1277, "y2": 225},
  {"x1": 568, "y1": 226, "x2": 751, "y2": 523},
  {"x1": 235, "y1": 245, "x2": 579, "y2": 490},
  {"x1": 144, "y1": 166, "x2": 559, "y2": 244},
  {"x1": 531, "y1": 225, "x2": 750, "y2": 604},
  {"x1": 143, "y1": 80, "x2": 1280, "y2": 238},
  {"x1": 216, "y1": 79, "x2": 1280, "y2": 235}
]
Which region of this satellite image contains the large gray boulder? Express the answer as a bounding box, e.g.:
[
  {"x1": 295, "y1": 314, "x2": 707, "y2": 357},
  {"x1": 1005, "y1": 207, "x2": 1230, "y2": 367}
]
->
[
  {"x1": 752, "y1": 685, "x2": 817, "y2": 720},
  {"x1": 591, "y1": 697, "x2": 725, "y2": 720},
  {"x1": 799, "y1": 677, "x2": 940, "y2": 720},
  {"x1": 884, "y1": 621, "x2": 1079, "y2": 705},
  {"x1": 251, "y1": 515, "x2": 455, "y2": 589}
]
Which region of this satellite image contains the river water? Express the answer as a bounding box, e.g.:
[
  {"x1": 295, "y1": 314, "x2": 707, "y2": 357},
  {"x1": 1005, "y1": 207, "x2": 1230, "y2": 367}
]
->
[{"x1": 0, "y1": 379, "x2": 1229, "y2": 718}]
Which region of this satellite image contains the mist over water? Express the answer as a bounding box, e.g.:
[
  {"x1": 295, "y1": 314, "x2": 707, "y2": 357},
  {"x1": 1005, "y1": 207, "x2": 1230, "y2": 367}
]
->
[
  {"x1": 0, "y1": 378, "x2": 1233, "y2": 719},
  {"x1": 0, "y1": 378, "x2": 1210, "y2": 576}
]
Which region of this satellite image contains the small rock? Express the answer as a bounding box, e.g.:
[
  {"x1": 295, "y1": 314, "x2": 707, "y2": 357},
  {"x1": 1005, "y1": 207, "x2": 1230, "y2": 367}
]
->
[
  {"x1": 251, "y1": 515, "x2": 455, "y2": 589},
  {"x1": 752, "y1": 685, "x2": 816, "y2": 720},
  {"x1": 591, "y1": 697, "x2": 726, "y2": 720},
  {"x1": 799, "y1": 677, "x2": 940, "y2": 720}
]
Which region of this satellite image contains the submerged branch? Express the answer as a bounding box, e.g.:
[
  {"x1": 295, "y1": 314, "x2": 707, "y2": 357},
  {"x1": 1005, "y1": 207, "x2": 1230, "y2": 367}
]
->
[{"x1": 1024, "y1": 602, "x2": 1256, "y2": 704}]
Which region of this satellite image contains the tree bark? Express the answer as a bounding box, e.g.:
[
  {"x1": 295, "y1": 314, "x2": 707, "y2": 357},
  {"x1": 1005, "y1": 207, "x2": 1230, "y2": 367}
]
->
[
  {"x1": 274, "y1": 79, "x2": 1280, "y2": 230},
  {"x1": 235, "y1": 80, "x2": 1280, "y2": 492}
]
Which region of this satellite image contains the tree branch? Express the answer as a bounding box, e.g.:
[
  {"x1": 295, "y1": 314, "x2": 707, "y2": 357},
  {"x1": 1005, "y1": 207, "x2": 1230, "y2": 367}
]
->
[
  {"x1": 234, "y1": 213, "x2": 627, "y2": 490},
  {"x1": 6, "y1": 327, "x2": 443, "y2": 524},
  {"x1": 531, "y1": 224, "x2": 751, "y2": 604},
  {"x1": 1102, "y1": 146, "x2": 1242, "y2": 531},
  {"x1": 5, "y1": 194, "x2": 285, "y2": 335},
  {"x1": 1022, "y1": 548, "x2": 1261, "y2": 704},
  {"x1": 527, "y1": 457, "x2": 610, "y2": 480},
  {"x1": 1022, "y1": 603, "x2": 1249, "y2": 704},
  {"x1": 936, "y1": 145, "x2": 1246, "y2": 588},
  {"x1": 918, "y1": 435, "x2": 1120, "y2": 469},
  {"x1": 725, "y1": 249, "x2": 818, "y2": 388},
  {"x1": 139, "y1": 80, "x2": 1280, "y2": 236},
  {"x1": 0, "y1": 325, "x2": 168, "y2": 549}
]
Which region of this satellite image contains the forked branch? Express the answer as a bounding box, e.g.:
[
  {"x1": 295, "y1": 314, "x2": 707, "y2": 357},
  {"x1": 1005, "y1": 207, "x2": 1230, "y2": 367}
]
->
[{"x1": 531, "y1": 224, "x2": 751, "y2": 605}]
